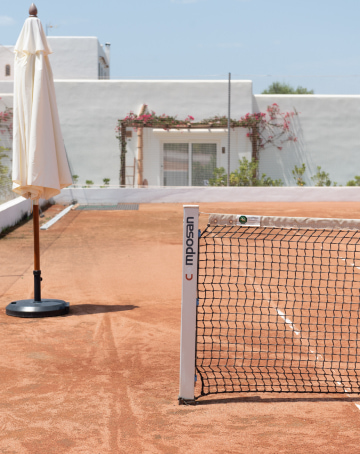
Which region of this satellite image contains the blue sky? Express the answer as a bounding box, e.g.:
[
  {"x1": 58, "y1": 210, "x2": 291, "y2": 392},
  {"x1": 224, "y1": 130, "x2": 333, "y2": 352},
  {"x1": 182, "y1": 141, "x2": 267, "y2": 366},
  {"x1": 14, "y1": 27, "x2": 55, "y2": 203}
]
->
[{"x1": 1, "y1": 0, "x2": 360, "y2": 94}]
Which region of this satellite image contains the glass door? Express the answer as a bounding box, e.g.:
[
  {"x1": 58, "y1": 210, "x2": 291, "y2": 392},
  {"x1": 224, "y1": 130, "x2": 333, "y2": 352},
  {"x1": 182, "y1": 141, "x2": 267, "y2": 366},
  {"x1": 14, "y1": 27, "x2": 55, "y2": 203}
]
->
[
  {"x1": 163, "y1": 143, "x2": 217, "y2": 186},
  {"x1": 163, "y1": 143, "x2": 189, "y2": 186},
  {"x1": 191, "y1": 144, "x2": 217, "y2": 186}
]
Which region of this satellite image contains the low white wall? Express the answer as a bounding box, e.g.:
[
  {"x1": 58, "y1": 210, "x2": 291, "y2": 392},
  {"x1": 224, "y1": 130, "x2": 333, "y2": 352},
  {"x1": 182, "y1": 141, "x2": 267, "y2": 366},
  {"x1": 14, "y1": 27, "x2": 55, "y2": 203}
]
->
[
  {"x1": 54, "y1": 187, "x2": 360, "y2": 205},
  {"x1": 0, "y1": 197, "x2": 49, "y2": 233},
  {"x1": 2, "y1": 188, "x2": 359, "y2": 232}
]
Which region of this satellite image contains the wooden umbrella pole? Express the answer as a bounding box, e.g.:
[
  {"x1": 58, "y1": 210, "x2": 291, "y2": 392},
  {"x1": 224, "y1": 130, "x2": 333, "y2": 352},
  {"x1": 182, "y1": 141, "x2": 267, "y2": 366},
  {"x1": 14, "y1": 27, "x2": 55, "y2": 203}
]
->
[{"x1": 33, "y1": 199, "x2": 41, "y2": 302}]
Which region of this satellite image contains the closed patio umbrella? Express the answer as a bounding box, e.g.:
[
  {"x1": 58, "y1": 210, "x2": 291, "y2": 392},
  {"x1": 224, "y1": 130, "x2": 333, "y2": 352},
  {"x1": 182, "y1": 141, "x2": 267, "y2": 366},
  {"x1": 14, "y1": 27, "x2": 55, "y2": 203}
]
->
[{"x1": 6, "y1": 4, "x2": 73, "y2": 317}]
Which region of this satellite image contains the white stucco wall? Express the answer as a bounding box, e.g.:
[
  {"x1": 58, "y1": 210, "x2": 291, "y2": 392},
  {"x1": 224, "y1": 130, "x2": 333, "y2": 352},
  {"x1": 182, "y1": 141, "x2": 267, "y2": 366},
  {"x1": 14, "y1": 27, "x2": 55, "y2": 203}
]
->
[
  {"x1": 2, "y1": 79, "x2": 360, "y2": 189},
  {"x1": 254, "y1": 95, "x2": 360, "y2": 186},
  {"x1": 0, "y1": 82, "x2": 12, "y2": 94},
  {"x1": 0, "y1": 46, "x2": 14, "y2": 81},
  {"x1": 1, "y1": 79, "x2": 251, "y2": 188},
  {"x1": 47, "y1": 37, "x2": 108, "y2": 80},
  {"x1": 50, "y1": 80, "x2": 253, "y2": 186}
]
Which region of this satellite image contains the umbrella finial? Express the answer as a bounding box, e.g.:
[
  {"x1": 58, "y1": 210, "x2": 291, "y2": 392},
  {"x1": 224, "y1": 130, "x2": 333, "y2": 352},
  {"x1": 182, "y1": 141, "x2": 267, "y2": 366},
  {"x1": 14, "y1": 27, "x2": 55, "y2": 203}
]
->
[{"x1": 29, "y1": 3, "x2": 38, "y2": 17}]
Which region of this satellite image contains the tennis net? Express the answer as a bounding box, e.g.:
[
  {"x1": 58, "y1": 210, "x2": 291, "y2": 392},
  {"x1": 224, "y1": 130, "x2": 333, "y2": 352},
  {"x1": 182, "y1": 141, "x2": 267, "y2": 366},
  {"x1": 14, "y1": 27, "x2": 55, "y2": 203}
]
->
[{"x1": 179, "y1": 206, "x2": 360, "y2": 403}]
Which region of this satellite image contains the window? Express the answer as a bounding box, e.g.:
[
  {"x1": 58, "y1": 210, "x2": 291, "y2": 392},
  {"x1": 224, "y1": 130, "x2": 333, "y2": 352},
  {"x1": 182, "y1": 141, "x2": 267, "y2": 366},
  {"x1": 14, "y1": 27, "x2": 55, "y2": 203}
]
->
[
  {"x1": 5, "y1": 65, "x2": 10, "y2": 76},
  {"x1": 163, "y1": 143, "x2": 217, "y2": 186}
]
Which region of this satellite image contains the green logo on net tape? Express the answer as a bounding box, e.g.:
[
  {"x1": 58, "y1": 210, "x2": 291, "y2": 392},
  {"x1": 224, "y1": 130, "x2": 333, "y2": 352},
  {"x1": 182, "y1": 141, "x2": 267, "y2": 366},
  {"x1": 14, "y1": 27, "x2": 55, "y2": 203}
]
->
[{"x1": 239, "y1": 215, "x2": 247, "y2": 224}]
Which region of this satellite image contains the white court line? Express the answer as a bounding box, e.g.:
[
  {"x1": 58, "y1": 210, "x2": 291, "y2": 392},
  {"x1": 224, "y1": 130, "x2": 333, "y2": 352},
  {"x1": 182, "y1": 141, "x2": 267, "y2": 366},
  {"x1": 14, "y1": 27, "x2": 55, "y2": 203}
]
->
[
  {"x1": 339, "y1": 256, "x2": 360, "y2": 271},
  {"x1": 275, "y1": 307, "x2": 322, "y2": 360},
  {"x1": 273, "y1": 255, "x2": 360, "y2": 409},
  {"x1": 40, "y1": 205, "x2": 74, "y2": 230},
  {"x1": 273, "y1": 290, "x2": 358, "y2": 409},
  {"x1": 275, "y1": 310, "x2": 358, "y2": 407},
  {"x1": 275, "y1": 308, "x2": 300, "y2": 336},
  {"x1": 337, "y1": 382, "x2": 351, "y2": 393}
]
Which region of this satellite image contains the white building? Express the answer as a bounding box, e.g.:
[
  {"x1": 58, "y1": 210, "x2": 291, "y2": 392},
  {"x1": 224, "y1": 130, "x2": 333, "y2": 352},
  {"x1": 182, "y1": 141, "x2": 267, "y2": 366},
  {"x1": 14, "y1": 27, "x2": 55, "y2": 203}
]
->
[
  {"x1": 1, "y1": 36, "x2": 360, "y2": 189},
  {"x1": 0, "y1": 46, "x2": 14, "y2": 80},
  {"x1": 0, "y1": 36, "x2": 110, "y2": 81}
]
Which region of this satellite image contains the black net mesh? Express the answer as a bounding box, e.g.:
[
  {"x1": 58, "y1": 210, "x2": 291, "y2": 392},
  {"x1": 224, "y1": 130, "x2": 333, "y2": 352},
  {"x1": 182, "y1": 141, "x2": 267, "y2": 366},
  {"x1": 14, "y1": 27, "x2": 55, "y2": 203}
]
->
[{"x1": 196, "y1": 224, "x2": 360, "y2": 396}]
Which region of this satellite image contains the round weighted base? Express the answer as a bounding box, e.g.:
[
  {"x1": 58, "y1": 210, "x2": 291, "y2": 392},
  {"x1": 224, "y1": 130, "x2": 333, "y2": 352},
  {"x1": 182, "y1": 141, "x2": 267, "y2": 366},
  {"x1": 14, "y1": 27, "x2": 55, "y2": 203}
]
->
[{"x1": 6, "y1": 299, "x2": 70, "y2": 318}]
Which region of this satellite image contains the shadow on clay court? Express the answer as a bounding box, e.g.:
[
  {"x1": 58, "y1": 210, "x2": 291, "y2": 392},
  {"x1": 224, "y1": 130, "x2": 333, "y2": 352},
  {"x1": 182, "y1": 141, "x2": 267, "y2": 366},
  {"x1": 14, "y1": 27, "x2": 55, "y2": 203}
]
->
[
  {"x1": 197, "y1": 395, "x2": 360, "y2": 405},
  {"x1": 68, "y1": 304, "x2": 138, "y2": 316}
]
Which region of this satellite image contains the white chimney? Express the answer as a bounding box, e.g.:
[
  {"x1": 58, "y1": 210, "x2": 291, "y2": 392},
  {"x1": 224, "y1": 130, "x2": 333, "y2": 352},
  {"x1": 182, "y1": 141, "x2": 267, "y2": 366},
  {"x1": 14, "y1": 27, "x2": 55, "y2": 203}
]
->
[{"x1": 104, "y1": 43, "x2": 111, "y2": 66}]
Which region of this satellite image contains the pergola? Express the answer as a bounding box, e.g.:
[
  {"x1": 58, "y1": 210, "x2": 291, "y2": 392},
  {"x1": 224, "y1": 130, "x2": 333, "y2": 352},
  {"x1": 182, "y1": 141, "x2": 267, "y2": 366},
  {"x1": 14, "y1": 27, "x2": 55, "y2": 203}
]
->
[
  {"x1": 117, "y1": 103, "x2": 296, "y2": 186},
  {"x1": 117, "y1": 108, "x2": 259, "y2": 187}
]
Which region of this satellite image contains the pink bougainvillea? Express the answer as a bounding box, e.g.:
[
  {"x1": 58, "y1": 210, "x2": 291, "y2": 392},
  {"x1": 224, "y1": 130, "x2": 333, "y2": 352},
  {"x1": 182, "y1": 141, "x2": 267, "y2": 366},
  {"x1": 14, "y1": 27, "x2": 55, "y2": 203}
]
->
[{"x1": 116, "y1": 103, "x2": 299, "y2": 163}]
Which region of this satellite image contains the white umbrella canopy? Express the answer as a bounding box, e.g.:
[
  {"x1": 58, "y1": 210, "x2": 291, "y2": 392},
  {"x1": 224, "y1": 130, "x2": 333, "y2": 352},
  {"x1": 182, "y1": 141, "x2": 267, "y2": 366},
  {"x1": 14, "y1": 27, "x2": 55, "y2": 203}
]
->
[
  {"x1": 12, "y1": 5, "x2": 72, "y2": 200},
  {"x1": 7, "y1": 4, "x2": 71, "y2": 318}
]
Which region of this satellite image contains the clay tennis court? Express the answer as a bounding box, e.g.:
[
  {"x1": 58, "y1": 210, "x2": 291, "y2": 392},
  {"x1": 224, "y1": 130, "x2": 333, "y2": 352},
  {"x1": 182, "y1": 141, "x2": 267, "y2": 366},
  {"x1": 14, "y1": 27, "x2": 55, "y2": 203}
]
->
[{"x1": 1, "y1": 201, "x2": 360, "y2": 453}]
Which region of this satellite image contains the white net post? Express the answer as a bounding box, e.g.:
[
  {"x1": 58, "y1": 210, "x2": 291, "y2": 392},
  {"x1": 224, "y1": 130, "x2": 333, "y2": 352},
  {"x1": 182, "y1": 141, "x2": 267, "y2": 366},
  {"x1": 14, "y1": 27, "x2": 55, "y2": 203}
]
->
[{"x1": 179, "y1": 205, "x2": 199, "y2": 403}]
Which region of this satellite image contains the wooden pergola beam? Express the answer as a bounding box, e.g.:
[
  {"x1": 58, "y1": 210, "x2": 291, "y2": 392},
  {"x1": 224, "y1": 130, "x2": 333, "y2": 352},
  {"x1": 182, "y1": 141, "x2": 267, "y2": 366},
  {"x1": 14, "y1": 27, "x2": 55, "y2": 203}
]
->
[{"x1": 121, "y1": 122, "x2": 242, "y2": 129}]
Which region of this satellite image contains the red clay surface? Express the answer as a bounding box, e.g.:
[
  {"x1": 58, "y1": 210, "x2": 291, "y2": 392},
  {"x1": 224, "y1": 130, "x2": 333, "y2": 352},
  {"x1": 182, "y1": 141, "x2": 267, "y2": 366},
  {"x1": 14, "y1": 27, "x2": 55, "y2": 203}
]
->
[{"x1": 1, "y1": 202, "x2": 360, "y2": 453}]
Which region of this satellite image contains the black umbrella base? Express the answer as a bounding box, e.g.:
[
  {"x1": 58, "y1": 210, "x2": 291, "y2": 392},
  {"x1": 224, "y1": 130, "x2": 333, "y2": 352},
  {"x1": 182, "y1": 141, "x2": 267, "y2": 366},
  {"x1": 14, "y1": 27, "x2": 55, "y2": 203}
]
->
[{"x1": 6, "y1": 299, "x2": 70, "y2": 318}]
